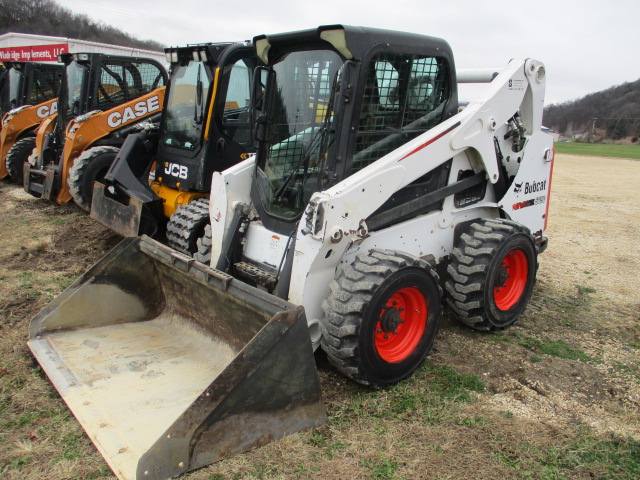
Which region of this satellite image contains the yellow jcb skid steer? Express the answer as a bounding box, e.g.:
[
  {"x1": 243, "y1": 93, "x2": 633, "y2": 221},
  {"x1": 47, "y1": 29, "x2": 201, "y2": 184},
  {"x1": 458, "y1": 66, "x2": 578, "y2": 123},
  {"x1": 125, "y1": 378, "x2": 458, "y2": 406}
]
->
[{"x1": 28, "y1": 236, "x2": 326, "y2": 480}]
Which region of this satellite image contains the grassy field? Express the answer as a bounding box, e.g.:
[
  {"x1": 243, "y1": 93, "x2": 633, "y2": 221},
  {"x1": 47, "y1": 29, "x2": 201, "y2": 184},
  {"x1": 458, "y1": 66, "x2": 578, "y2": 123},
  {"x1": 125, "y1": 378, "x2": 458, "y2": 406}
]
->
[
  {"x1": 554, "y1": 142, "x2": 640, "y2": 159},
  {"x1": 1, "y1": 152, "x2": 639, "y2": 480}
]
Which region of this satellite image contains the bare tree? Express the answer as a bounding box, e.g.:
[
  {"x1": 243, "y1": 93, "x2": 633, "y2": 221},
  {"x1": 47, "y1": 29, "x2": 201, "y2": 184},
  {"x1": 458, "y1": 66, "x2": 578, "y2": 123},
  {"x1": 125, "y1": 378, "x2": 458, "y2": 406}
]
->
[{"x1": 0, "y1": 0, "x2": 163, "y2": 51}]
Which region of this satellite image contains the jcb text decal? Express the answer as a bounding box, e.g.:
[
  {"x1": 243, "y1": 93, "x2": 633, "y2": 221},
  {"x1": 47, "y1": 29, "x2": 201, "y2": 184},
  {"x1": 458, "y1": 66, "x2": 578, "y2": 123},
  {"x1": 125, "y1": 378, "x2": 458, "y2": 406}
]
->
[
  {"x1": 36, "y1": 102, "x2": 58, "y2": 118},
  {"x1": 164, "y1": 162, "x2": 188, "y2": 179},
  {"x1": 107, "y1": 96, "x2": 161, "y2": 128}
]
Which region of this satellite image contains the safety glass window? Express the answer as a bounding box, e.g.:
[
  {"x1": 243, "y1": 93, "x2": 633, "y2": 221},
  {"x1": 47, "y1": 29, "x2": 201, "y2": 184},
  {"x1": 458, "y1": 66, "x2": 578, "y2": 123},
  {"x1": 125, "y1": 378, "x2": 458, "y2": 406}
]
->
[
  {"x1": 28, "y1": 66, "x2": 62, "y2": 104},
  {"x1": 8, "y1": 68, "x2": 24, "y2": 110},
  {"x1": 96, "y1": 61, "x2": 165, "y2": 110},
  {"x1": 352, "y1": 54, "x2": 450, "y2": 173},
  {"x1": 221, "y1": 59, "x2": 252, "y2": 148},
  {"x1": 256, "y1": 49, "x2": 342, "y2": 220},
  {"x1": 162, "y1": 60, "x2": 211, "y2": 150}
]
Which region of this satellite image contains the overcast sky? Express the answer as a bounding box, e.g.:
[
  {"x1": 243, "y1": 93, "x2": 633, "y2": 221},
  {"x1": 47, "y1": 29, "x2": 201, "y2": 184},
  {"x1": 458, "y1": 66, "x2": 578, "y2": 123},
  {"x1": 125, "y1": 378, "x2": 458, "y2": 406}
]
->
[{"x1": 54, "y1": 0, "x2": 639, "y2": 105}]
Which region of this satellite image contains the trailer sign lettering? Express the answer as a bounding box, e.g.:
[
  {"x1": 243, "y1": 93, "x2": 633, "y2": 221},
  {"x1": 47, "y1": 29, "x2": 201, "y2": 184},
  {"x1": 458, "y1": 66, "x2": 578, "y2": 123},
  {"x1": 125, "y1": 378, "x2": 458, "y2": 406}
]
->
[
  {"x1": 107, "y1": 96, "x2": 161, "y2": 128},
  {"x1": 0, "y1": 44, "x2": 68, "y2": 62}
]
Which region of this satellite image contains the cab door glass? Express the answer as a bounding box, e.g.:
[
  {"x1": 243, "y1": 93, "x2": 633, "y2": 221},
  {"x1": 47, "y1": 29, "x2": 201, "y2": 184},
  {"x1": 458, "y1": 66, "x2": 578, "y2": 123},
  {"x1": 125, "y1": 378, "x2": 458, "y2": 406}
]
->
[
  {"x1": 28, "y1": 65, "x2": 62, "y2": 104},
  {"x1": 96, "y1": 61, "x2": 165, "y2": 110},
  {"x1": 221, "y1": 59, "x2": 252, "y2": 148}
]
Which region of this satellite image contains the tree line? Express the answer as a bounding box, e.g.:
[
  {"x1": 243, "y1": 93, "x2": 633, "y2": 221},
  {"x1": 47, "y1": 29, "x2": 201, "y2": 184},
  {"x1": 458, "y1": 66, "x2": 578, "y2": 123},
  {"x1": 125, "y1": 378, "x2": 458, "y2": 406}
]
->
[
  {"x1": 0, "y1": 0, "x2": 163, "y2": 52},
  {"x1": 544, "y1": 79, "x2": 640, "y2": 141}
]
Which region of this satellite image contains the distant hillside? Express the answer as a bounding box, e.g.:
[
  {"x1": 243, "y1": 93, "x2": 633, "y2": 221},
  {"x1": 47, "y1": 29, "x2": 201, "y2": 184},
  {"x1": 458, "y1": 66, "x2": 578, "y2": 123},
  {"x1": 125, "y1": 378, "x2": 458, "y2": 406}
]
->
[
  {"x1": 0, "y1": 0, "x2": 164, "y2": 52},
  {"x1": 544, "y1": 79, "x2": 640, "y2": 141}
]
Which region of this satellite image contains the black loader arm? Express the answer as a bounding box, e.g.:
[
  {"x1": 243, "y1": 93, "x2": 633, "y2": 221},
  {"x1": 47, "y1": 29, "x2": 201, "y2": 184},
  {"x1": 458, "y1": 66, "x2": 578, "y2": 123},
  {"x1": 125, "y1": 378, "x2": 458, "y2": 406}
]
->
[{"x1": 103, "y1": 127, "x2": 160, "y2": 202}]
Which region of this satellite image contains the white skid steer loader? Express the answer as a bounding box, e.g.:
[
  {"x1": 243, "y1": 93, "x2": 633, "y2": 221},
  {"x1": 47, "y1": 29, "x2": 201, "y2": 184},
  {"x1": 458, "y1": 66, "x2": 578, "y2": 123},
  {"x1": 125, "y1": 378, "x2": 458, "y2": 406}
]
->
[{"x1": 28, "y1": 25, "x2": 554, "y2": 480}]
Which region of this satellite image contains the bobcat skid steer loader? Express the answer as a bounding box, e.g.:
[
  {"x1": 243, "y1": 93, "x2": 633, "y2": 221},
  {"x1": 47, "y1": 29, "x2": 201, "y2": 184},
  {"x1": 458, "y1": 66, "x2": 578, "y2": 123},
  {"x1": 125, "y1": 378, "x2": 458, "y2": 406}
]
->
[
  {"x1": 90, "y1": 43, "x2": 259, "y2": 254},
  {"x1": 28, "y1": 25, "x2": 553, "y2": 480},
  {"x1": 21, "y1": 52, "x2": 167, "y2": 206},
  {"x1": 0, "y1": 61, "x2": 63, "y2": 182}
]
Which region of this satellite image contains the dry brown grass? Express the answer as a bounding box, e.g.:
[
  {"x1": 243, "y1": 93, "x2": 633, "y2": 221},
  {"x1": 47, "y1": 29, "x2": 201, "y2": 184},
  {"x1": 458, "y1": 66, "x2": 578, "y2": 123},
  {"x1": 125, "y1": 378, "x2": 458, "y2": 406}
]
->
[{"x1": 1, "y1": 154, "x2": 639, "y2": 480}]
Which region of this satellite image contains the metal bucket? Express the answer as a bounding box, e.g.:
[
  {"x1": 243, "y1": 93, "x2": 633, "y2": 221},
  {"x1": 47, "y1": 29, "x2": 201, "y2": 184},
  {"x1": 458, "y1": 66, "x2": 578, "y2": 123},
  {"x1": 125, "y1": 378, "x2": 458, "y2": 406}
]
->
[{"x1": 28, "y1": 236, "x2": 326, "y2": 480}]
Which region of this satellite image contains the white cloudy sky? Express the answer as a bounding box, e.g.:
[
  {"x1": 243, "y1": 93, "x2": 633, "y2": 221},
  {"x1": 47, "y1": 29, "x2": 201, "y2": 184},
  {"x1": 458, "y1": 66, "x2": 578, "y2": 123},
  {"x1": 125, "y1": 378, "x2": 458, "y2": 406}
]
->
[{"x1": 54, "y1": 0, "x2": 639, "y2": 105}]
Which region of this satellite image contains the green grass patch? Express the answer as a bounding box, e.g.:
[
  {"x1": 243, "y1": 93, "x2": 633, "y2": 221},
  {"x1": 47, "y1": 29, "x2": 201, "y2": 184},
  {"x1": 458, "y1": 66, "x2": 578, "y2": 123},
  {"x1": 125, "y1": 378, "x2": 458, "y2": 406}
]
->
[
  {"x1": 361, "y1": 456, "x2": 399, "y2": 480},
  {"x1": 2, "y1": 455, "x2": 30, "y2": 470},
  {"x1": 421, "y1": 362, "x2": 486, "y2": 399},
  {"x1": 576, "y1": 285, "x2": 596, "y2": 295},
  {"x1": 51, "y1": 431, "x2": 88, "y2": 462},
  {"x1": 517, "y1": 335, "x2": 599, "y2": 363},
  {"x1": 326, "y1": 362, "x2": 486, "y2": 428},
  {"x1": 554, "y1": 142, "x2": 640, "y2": 159},
  {"x1": 499, "y1": 431, "x2": 640, "y2": 480},
  {"x1": 17, "y1": 271, "x2": 36, "y2": 289}
]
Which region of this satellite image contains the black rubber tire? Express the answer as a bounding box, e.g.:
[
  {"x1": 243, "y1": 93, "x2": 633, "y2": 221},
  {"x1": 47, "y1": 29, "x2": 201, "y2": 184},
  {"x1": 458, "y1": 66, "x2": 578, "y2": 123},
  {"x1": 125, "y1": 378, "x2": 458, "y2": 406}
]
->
[
  {"x1": 68, "y1": 146, "x2": 119, "y2": 211},
  {"x1": 445, "y1": 218, "x2": 538, "y2": 331},
  {"x1": 320, "y1": 249, "x2": 442, "y2": 388},
  {"x1": 5, "y1": 136, "x2": 35, "y2": 185},
  {"x1": 194, "y1": 223, "x2": 212, "y2": 264},
  {"x1": 166, "y1": 197, "x2": 210, "y2": 256}
]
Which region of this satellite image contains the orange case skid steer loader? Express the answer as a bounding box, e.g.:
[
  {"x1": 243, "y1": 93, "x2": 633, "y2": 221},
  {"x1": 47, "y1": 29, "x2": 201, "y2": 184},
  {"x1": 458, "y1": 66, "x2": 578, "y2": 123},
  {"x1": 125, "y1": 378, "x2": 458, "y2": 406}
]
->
[
  {"x1": 91, "y1": 43, "x2": 259, "y2": 254},
  {"x1": 28, "y1": 25, "x2": 553, "y2": 480},
  {"x1": 22, "y1": 52, "x2": 167, "y2": 206},
  {"x1": 0, "y1": 61, "x2": 63, "y2": 182}
]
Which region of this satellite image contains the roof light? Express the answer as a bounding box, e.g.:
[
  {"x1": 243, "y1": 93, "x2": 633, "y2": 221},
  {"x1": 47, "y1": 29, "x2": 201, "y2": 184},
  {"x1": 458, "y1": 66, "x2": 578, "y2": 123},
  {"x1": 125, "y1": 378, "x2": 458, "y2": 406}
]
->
[
  {"x1": 165, "y1": 52, "x2": 172, "y2": 63},
  {"x1": 255, "y1": 37, "x2": 270, "y2": 65},
  {"x1": 171, "y1": 51, "x2": 178, "y2": 63},
  {"x1": 199, "y1": 50, "x2": 207, "y2": 62},
  {"x1": 319, "y1": 28, "x2": 353, "y2": 60}
]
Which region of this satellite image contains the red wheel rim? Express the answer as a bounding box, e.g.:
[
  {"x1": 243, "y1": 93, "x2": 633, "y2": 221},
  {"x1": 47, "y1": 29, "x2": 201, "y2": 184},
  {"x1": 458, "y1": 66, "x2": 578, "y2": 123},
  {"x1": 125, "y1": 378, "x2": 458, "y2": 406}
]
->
[
  {"x1": 493, "y1": 249, "x2": 528, "y2": 310},
  {"x1": 375, "y1": 286, "x2": 428, "y2": 363}
]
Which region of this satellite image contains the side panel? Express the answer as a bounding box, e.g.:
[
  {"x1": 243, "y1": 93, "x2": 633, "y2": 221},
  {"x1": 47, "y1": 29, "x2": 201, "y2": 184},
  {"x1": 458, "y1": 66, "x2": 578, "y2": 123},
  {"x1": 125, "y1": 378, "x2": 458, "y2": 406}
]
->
[
  {"x1": 209, "y1": 157, "x2": 255, "y2": 268},
  {"x1": 55, "y1": 87, "x2": 165, "y2": 204},
  {"x1": 0, "y1": 98, "x2": 57, "y2": 178},
  {"x1": 498, "y1": 131, "x2": 554, "y2": 240}
]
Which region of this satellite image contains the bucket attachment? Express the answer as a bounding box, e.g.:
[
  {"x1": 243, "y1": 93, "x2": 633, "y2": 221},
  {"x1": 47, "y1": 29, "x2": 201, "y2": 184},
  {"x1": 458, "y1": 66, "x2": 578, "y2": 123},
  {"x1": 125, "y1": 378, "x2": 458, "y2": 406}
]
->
[
  {"x1": 90, "y1": 129, "x2": 164, "y2": 238},
  {"x1": 28, "y1": 236, "x2": 326, "y2": 480}
]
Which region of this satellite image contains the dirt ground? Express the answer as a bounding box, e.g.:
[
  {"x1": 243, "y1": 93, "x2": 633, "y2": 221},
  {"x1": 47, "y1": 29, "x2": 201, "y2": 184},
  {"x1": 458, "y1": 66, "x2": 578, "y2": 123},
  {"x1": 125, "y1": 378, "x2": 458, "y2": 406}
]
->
[{"x1": 0, "y1": 153, "x2": 638, "y2": 480}]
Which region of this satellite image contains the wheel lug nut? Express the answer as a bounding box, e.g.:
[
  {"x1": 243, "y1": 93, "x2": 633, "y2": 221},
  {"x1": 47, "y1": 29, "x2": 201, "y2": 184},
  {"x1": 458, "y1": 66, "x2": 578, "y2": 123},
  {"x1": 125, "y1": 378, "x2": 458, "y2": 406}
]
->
[
  {"x1": 377, "y1": 329, "x2": 382, "y2": 334},
  {"x1": 384, "y1": 334, "x2": 389, "y2": 339},
  {"x1": 393, "y1": 330, "x2": 398, "y2": 335}
]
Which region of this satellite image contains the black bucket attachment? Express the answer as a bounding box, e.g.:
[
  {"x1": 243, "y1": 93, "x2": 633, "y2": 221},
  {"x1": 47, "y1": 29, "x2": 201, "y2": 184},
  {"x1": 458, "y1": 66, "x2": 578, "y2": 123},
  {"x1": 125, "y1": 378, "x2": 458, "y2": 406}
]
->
[
  {"x1": 90, "y1": 129, "x2": 163, "y2": 237},
  {"x1": 28, "y1": 236, "x2": 326, "y2": 480}
]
